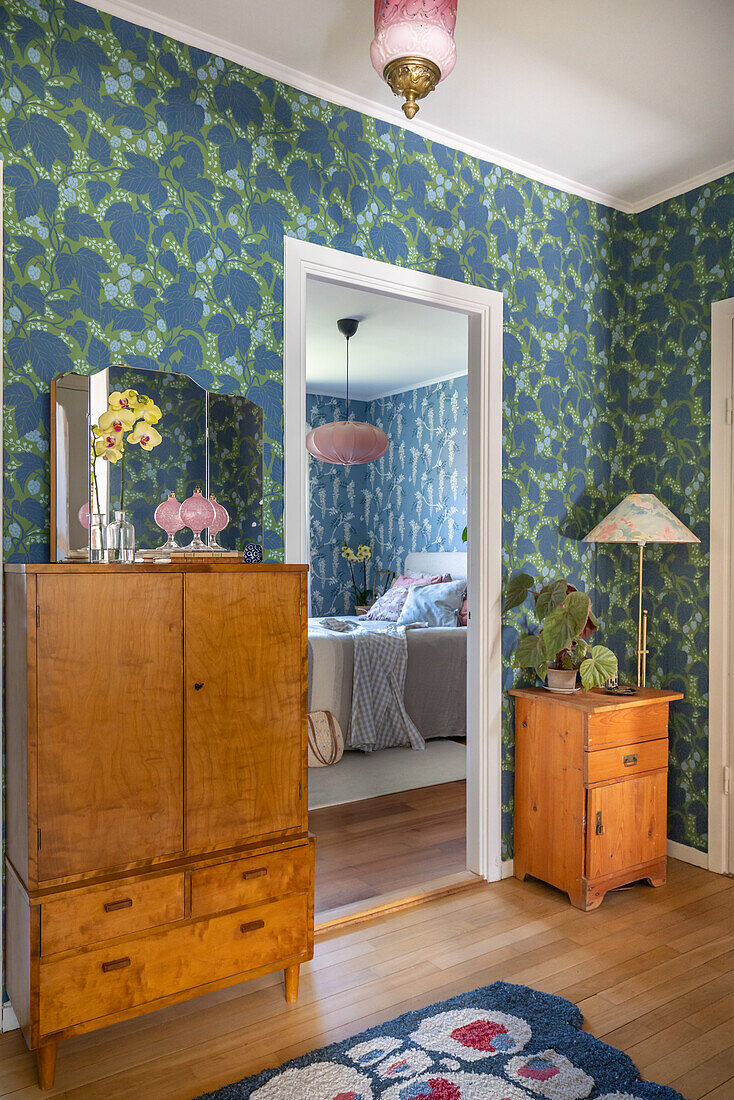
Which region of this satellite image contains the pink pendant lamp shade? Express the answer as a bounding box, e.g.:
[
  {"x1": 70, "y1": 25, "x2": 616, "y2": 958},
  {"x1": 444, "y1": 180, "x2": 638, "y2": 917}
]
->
[
  {"x1": 371, "y1": 0, "x2": 458, "y2": 118},
  {"x1": 306, "y1": 318, "x2": 389, "y2": 467},
  {"x1": 306, "y1": 420, "x2": 389, "y2": 466}
]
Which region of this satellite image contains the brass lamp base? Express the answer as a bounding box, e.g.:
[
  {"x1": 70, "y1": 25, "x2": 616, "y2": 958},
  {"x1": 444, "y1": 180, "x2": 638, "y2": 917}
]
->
[{"x1": 384, "y1": 56, "x2": 441, "y2": 119}]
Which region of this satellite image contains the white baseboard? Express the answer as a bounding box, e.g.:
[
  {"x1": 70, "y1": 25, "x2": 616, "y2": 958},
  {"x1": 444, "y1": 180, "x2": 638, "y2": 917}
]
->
[
  {"x1": 667, "y1": 839, "x2": 709, "y2": 869},
  {"x1": 2, "y1": 1003, "x2": 19, "y2": 1033},
  {"x1": 501, "y1": 859, "x2": 514, "y2": 879}
]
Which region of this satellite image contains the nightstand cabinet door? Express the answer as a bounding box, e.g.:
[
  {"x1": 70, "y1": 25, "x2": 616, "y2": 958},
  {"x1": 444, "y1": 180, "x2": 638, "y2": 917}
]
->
[{"x1": 586, "y1": 771, "x2": 667, "y2": 880}]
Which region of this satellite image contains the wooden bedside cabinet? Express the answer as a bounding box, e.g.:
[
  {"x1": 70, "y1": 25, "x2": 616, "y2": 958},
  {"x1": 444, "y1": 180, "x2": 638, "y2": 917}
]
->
[{"x1": 510, "y1": 686, "x2": 683, "y2": 911}]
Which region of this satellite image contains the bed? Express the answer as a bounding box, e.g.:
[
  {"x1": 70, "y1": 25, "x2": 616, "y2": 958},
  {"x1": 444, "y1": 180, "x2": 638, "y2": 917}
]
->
[{"x1": 308, "y1": 551, "x2": 467, "y2": 747}]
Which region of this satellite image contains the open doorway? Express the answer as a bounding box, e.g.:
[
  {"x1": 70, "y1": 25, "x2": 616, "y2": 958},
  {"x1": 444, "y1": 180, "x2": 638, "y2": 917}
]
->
[
  {"x1": 305, "y1": 281, "x2": 470, "y2": 918},
  {"x1": 283, "y1": 238, "x2": 504, "y2": 924}
]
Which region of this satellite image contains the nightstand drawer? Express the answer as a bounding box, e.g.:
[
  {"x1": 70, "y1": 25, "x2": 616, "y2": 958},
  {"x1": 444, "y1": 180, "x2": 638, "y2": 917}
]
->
[
  {"x1": 190, "y1": 844, "x2": 313, "y2": 918},
  {"x1": 585, "y1": 738, "x2": 668, "y2": 785},
  {"x1": 586, "y1": 701, "x2": 670, "y2": 748},
  {"x1": 41, "y1": 873, "x2": 185, "y2": 956}
]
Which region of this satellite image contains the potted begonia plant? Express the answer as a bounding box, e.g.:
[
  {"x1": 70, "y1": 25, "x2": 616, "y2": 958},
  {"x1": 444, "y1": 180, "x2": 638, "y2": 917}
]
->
[{"x1": 504, "y1": 572, "x2": 618, "y2": 692}]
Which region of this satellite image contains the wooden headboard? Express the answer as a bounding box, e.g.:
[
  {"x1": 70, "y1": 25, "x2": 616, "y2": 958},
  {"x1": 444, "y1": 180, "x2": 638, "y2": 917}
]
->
[{"x1": 404, "y1": 551, "x2": 467, "y2": 580}]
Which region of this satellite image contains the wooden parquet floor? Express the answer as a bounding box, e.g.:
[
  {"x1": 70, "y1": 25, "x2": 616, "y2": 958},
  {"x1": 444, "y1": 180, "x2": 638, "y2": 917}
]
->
[
  {"x1": 0, "y1": 858, "x2": 731, "y2": 1099},
  {"x1": 309, "y1": 779, "x2": 467, "y2": 918}
]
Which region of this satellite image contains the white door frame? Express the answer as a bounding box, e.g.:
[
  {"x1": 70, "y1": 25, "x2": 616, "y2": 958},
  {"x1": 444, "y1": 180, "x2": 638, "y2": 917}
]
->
[
  {"x1": 283, "y1": 237, "x2": 504, "y2": 881},
  {"x1": 709, "y1": 297, "x2": 734, "y2": 875}
]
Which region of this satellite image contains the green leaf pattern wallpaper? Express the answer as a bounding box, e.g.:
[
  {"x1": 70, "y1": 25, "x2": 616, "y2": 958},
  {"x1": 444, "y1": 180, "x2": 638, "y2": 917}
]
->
[{"x1": 1, "y1": 0, "x2": 731, "y2": 852}]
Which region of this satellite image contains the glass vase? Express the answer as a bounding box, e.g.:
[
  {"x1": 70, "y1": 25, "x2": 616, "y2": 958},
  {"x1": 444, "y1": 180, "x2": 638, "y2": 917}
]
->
[
  {"x1": 107, "y1": 510, "x2": 136, "y2": 564},
  {"x1": 89, "y1": 513, "x2": 107, "y2": 563}
]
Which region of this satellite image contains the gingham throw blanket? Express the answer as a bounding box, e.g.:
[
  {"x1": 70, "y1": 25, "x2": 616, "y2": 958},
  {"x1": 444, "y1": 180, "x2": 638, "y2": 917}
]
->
[{"x1": 348, "y1": 627, "x2": 426, "y2": 752}]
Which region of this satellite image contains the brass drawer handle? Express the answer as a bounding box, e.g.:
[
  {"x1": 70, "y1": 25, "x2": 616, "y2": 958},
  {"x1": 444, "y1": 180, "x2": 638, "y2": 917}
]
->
[
  {"x1": 104, "y1": 897, "x2": 133, "y2": 912},
  {"x1": 102, "y1": 957, "x2": 131, "y2": 973},
  {"x1": 240, "y1": 920, "x2": 265, "y2": 934},
  {"x1": 242, "y1": 868, "x2": 267, "y2": 881},
  {"x1": 623, "y1": 753, "x2": 638, "y2": 767}
]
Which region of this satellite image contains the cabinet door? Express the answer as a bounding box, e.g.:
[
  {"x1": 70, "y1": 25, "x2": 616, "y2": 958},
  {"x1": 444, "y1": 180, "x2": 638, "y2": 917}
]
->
[
  {"x1": 184, "y1": 571, "x2": 305, "y2": 851},
  {"x1": 36, "y1": 574, "x2": 184, "y2": 880},
  {"x1": 586, "y1": 771, "x2": 667, "y2": 880}
]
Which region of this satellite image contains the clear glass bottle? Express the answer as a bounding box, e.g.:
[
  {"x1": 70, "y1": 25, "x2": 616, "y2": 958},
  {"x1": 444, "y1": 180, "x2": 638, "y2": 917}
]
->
[
  {"x1": 107, "y1": 510, "x2": 136, "y2": 563},
  {"x1": 89, "y1": 514, "x2": 107, "y2": 563}
]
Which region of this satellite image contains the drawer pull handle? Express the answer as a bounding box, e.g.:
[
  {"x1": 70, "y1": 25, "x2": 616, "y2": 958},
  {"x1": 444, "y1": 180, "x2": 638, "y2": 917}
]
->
[
  {"x1": 102, "y1": 957, "x2": 131, "y2": 973},
  {"x1": 623, "y1": 754, "x2": 638, "y2": 767},
  {"x1": 104, "y1": 897, "x2": 133, "y2": 912},
  {"x1": 240, "y1": 920, "x2": 265, "y2": 934},
  {"x1": 242, "y1": 868, "x2": 268, "y2": 880}
]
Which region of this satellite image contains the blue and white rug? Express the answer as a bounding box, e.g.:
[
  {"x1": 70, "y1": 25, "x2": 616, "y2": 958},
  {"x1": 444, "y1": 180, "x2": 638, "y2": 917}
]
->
[{"x1": 195, "y1": 982, "x2": 684, "y2": 1099}]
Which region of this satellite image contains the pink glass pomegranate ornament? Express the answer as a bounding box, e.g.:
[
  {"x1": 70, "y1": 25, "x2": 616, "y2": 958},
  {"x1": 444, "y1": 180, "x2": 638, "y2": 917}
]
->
[
  {"x1": 207, "y1": 496, "x2": 230, "y2": 551},
  {"x1": 180, "y1": 488, "x2": 217, "y2": 550},
  {"x1": 154, "y1": 491, "x2": 185, "y2": 551},
  {"x1": 78, "y1": 501, "x2": 91, "y2": 530}
]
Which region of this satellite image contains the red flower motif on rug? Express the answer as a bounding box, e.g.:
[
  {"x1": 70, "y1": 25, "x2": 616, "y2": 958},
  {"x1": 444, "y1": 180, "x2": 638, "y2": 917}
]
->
[{"x1": 450, "y1": 1020, "x2": 509, "y2": 1052}]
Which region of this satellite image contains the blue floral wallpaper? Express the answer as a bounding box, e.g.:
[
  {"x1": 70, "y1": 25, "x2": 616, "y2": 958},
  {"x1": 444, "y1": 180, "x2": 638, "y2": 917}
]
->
[
  {"x1": 308, "y1": 375, "x2": 468, "y2": 617},
  {"x1": 1, "y1": 0, "x2": 729, "y2": 855}
]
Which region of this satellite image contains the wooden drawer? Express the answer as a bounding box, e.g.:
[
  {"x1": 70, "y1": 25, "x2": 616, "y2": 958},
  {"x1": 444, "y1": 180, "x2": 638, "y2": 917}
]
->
[
  {"x1": 41, "y1": 873, "x2": 185, "y2": 956},
  {"x1": 585, "y1": 738, "x2": 668, "y2": 786},
  {"x1": 190, "y1": 843, "x2": 313, "y2": 918},
  {"x1": 586, "y1": 701, "x2": 669, "y2": 749},
  {"x1": 39, "y1": 892, "x2": 308, "y2": 1035}
]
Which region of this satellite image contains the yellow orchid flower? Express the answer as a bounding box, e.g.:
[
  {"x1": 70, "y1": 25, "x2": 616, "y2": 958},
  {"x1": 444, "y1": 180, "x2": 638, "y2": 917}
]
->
[
  {"x1": 93, "y1": 431, "x2": 124, "y2": 462},
  {"x1": 98, "y1": 408, "x2": 137, "y2": 434},
  {"x1": 356, "y1": 544, "x2": 372, "y2": 561},
  {"x1": 128, "y1": 422, "x2": 162, "y2": 451},
  {"x1": 341, "y1": 544, "x2": 357, "y2": 563},
  {"x1": 109, "y1": 389, "x2": 141, "y2": 413},
  {"x1": 136, "y1": 398, "x2": 162, "y2": 425}
]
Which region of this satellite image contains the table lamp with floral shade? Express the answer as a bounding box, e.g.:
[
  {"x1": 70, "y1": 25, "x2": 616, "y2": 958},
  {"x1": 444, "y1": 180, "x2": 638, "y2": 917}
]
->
[{"x1": 583, "y1": 493, "x2": 700, "y2": 687}]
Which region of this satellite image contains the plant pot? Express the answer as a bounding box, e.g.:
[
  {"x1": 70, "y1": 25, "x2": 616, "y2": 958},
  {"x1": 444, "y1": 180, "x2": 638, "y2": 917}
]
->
[{"x1": 546, "y1": 668, "x2": 578, "y2": 692}]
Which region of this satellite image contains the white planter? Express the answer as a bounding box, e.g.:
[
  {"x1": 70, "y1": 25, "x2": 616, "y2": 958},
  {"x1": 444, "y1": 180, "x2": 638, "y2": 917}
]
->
[{"x1": 546, "y1": 668, "x2": 578, "y2": 692}]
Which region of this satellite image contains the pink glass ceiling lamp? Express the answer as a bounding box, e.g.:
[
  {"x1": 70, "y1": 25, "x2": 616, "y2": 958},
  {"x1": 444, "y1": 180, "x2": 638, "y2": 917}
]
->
[
  {"x1": 370, "y1": 0, "x2": 458, "y2": 120},
  {"x1": 306, "y1": 318, "x2": 389, "y2": 467}
]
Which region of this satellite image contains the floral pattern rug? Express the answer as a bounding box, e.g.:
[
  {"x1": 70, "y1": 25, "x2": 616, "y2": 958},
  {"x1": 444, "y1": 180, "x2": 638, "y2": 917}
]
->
[{"x1": 194, "y1": 982, "x2": 684, "y2": 1100}]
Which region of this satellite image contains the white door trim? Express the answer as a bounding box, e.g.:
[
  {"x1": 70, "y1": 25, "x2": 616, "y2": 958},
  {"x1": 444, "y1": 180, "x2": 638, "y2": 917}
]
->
[
  {"x1": 283, "y1": 236, "x2": 504, "y2": 881},
  {"x1": 708, "y1": 296, "x2": 734, "y2": 876}
]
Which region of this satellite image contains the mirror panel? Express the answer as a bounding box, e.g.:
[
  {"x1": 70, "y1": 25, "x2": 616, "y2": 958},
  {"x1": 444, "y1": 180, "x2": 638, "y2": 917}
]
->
[{"x1": 51, "y1": 366, "x2": 264, "y2": 561}]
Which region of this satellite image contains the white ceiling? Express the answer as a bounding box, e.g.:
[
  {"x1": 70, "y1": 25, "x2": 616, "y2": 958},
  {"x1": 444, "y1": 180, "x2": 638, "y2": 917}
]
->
[
  {"x1": 305, "y1": 279, "x2": 468, "y2": 402},
  {"x1": 86, "y1": 0, "x2": 734, "y2": 212}
]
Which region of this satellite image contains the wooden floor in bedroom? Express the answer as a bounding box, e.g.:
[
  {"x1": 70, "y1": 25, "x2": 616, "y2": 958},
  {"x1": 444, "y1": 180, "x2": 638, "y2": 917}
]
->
[
  {"x1": 309, "y1": 778, "x2": 467, "y2": 919},
  {"x1": 1, "y1": 858, "x2": 732, "y2": 1098}
]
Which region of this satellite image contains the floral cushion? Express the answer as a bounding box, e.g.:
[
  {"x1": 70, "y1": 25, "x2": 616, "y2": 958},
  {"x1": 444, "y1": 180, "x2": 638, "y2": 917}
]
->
[
  {"x1": 393, "y1": 571, "x2": 448, "y2": 587},
  {"x1": 363, "y1": 584, "x2": 414, "y2": 621}
]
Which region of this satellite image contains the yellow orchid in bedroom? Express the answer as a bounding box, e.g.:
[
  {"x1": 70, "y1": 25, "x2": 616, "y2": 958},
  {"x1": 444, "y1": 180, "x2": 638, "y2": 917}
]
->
[
  {"x1": 128, "y1": 422, "x2": 162, "y2": 451},
  {"x1": 341, "y1": 542, "x2": 373, "y2": 610}
]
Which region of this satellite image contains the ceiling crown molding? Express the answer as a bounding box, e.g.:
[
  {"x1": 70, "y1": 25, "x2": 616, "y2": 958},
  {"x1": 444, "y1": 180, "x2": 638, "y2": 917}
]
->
[{"x1": 78, "y1": 0, "x2": 731, "y2": 216}]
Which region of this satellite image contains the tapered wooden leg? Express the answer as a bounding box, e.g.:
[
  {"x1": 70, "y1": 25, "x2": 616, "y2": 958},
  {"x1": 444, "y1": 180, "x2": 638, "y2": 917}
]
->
[
  {"x1": 37, "y1": 1041, "x2": 58, "y2": 1090},
  {"x1": 284, "y1": 963, "x2": 300, "y2": 1003}
]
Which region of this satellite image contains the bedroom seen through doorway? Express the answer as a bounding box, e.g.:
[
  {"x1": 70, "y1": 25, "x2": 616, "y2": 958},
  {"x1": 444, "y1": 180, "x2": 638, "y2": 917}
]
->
[{"x1": 304, "y1": 278, "x2": 472, "y2": 922}]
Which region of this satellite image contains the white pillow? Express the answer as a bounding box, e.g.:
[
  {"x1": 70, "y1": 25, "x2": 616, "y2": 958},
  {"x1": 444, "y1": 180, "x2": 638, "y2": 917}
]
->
[{"x1": 397, "y1": 579, "x2": 467, "y2": 627}]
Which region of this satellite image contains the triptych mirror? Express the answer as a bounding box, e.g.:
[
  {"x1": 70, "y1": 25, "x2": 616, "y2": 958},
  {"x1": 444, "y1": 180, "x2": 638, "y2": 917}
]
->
[{"x1": 51, "y1": 365, "x2": 264, "y2": 562}]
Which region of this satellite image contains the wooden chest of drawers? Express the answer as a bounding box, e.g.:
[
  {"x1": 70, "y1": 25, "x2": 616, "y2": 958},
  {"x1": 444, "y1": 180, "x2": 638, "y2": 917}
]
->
[
  {"x1": 510, "y1": 686, "x2": 682, "y2": 910},
  {"x1": 5, "y1": 564, "x2": 313, "y2": 1089}
]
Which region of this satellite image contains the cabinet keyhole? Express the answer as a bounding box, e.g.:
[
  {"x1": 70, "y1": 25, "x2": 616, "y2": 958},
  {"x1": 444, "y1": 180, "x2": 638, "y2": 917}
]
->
[{"x1": 194, "y1": 682, "x2": 204, "y2": 691}]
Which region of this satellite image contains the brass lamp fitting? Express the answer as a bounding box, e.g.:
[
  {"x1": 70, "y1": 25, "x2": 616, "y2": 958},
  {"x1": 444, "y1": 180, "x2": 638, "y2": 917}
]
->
[{"x1": 384, "y1": 56, "x2": 441, "y2": 119}]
